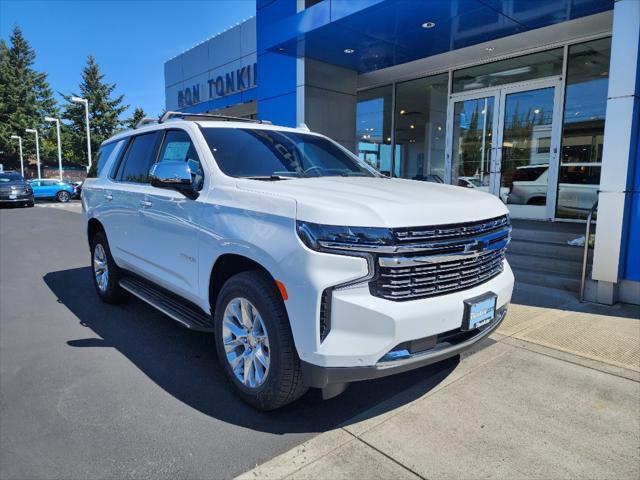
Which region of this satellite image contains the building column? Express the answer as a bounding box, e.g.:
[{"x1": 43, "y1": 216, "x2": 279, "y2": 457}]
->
[{"x1": 591, "y1": 0, "x2": 640, "y2": 304}]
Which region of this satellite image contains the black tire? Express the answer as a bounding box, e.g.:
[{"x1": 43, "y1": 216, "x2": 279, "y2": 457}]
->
[
  {"x1": 56, "y1": 190, "x2": 70, "y2": 203},
  {"x1": 26, "y1": 199, "x2": 34, "y2": 208},
  {"x1": 90, "y1": 231, "x2": 128, "y2": 304},
  {"x1": 214, "y1": 270, "x2": 307, "y2": 410}
]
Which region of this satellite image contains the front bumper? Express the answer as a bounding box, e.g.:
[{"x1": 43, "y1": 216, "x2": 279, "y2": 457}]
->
[
  {"x1": 0, "y1": 194, "x2": 33, "y2": 204},
  {"x1": 302, "y1": 304, "x2": 507, "y2": 390}
]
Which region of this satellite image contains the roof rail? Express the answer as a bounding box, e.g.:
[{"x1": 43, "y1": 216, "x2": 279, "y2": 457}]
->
[
  {"x1": 134, "y1": 117, "x2": 158, "y2": 129},
  {"x1": 158, "y1": 111, "x2": 271, "y2": 125}
]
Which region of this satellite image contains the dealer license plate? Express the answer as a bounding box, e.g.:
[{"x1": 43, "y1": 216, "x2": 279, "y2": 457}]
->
[
  {"x1": 462, "y1": 292, "x2": 497, "y2": 331},
  {"x1": 9, "y1": 194, "x2": 17, "y2": 199}
]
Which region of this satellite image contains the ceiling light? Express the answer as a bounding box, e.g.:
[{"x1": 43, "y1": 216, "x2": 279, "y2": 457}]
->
[
  {"x1": 533, "y1": 109, "x2": 540, "y2": 114},
  {"x1": 421, "y1": 21, "x2": 436, "y2": 29},
  {"x1": 437, "y1": 126, "x2": 442, "y2": 131},
  {"x1": 410, "y1": 124, "x2": 415, "y2": 129},
  {"x1": 386, "y1": 137, "x2": 391, "y2": 142},
  {"x1": 399, "y1": 109, "x2": 406, "y2": 115},
  {"x1": 343, "y1": 48, "x2": 355, "y2": 54}
]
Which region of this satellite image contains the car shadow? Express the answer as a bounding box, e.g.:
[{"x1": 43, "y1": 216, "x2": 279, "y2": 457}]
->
[{"x1": 44, "y1": 267, "x2": 467, "y2": 434}]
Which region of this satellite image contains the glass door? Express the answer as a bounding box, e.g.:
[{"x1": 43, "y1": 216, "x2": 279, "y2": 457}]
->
[
  {"x1": 495, "y1": 81, "x2": 562, "y2": 219},
  {"x1": 448, "y1": 93, "x2": 499, "y2": 195},
  {"x1": 447, "y1": 78, "x2": 562, "y2": 219}
]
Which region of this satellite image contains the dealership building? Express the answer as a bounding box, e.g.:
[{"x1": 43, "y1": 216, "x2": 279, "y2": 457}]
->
[{"x1": 165, "y1": 0, "x2": 639, "y2": 305}]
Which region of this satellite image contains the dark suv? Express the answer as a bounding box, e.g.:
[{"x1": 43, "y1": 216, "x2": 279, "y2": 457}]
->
[{"x1": 0, "y1": 171, "x2": 35, "y2": 207}]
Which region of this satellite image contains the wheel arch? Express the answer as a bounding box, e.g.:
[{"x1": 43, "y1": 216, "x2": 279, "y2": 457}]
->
[
  {"x1": 87, "y1": 218, "x2": 105, "y2": 247},
  {"x1": 208, "y1": 253, "x2": 281, "y2": 315}
]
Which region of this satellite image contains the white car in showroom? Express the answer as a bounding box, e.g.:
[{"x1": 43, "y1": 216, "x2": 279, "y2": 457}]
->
[{"x1": 82, "y1": 112, "x2": 514, "y2": 410}]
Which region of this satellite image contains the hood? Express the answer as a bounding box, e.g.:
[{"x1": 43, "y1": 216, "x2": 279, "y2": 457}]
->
[
  {"x1": 0, "y1": 180, "x2": 28, "y2": 189},
  {"x1": 236, "y1": 176, "x2": 508, "y2": 228}
]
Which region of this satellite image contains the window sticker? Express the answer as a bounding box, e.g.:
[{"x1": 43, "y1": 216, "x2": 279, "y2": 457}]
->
[{"x1": 163, "y1": 141, "x2": 190, "y2": 161}]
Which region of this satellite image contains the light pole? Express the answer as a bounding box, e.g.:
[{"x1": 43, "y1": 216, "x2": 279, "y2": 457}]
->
[
  {"x1": 44, "y1": 116, "x2": 63, "y2": 180},
  {"x1": 71, "y1": 96, "x2": 92, "y2": 170},
  {"x1": 10, "y1": 135, "x2": 24, "y2": 177},
  {"x1": 25, "y1": 128, "x2": 41, "y2": 179}
]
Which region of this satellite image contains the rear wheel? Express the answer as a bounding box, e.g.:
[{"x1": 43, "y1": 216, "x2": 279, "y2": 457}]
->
[
  {"x1": 91, "y1": 231, "x2": 128, "y2": 304},
  {"x1": 214, "y1": 270, "x2": 307, "y2": 410},
  {"x1": 56, "y1": 190, "x2": 70, "y2": 203}
]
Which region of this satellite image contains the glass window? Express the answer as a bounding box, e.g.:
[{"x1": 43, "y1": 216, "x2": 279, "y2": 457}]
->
[
  {"x1": 557, "y1": 38, "x2": 611, "y2": 219},
  {"x1": 116, "y1": 133, "x2": 158, "y2": 183},
  {"x1": 356, "y1": 85, "x2": 394, "y2": 176},
  {"x1": 202, "y1": 128, "x2": 377, "y2": 178},
  {"x1": 393, "y1": 73, "x2": 448, "y2": 182},
  {"x1": 451, "y1": 96, "x2": 495, "y2": 190},
  {"x1": 452, "y1": 48, "x2": 563, "y2": 93},
  {"x1": 157, "y1": 130, "x2": 204, "y2": 190},
  {"x1": 89, "y1": 140, "x2": 124, "y2": 178}
]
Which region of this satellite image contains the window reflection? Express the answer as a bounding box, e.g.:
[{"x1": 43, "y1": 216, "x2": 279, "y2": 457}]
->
[
  {"x1": 557, "y1": 38, "x2": 611, "y2": 219},
  {"x1": 393, "y1": 73, "x2": 448, "y2": 183},
  {"x1": 356, "y1": 86, "x2": 394, "y2": 176},
  {"x1": 451, "y1": 97, "x2": 494, "y2": 192},
  {"x1": 452, "y1": 48, "x2": 563, "y2": 93}
]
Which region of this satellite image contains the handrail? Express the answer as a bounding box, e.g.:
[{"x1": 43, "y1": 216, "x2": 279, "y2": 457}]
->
[{"x1": 580, "y1": 197, "x2": 598, "y2": 302}]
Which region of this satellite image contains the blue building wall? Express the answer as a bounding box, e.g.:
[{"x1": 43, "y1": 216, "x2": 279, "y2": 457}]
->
[
  {"x1": 622, "y1": 41, "x2": 640, "y2": 280},
  {"x1": 255, "y1": 0, "x2": 298, "y2": 126}
]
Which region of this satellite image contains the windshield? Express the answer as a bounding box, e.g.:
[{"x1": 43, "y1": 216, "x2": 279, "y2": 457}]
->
[
  {"x1": 201, "y1": 127, "x2": 379, "y2": 179},
  {"x1": 0, "y1": 173, "x2": 24, "y2": 182}
]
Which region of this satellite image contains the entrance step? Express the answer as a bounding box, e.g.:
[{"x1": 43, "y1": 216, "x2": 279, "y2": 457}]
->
[
  {"x1": 506, "y1": 251, "x2": 583, "y2": 276},
  {"x1": 507, "y1": 238, "x2": 591, "y2": 262},
  {"x1": 510, "y1": 266, "x2": 582, "y2": 292},
  {"x1": 119, "y1": 276, "x2": 214, "y2": 332},
  {"x1": 508, "y1": 219, "x2": 592, "y2": 293}
]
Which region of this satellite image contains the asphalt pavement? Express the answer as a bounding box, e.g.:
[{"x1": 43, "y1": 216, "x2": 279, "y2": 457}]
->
[{"x1": 0, "y1": 204, "x2": 461, "y2": 479}]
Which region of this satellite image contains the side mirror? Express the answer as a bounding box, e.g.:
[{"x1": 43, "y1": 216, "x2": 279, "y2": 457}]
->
[{"x1": 149, "y1": 161, "x2": 198, "y2": 199}]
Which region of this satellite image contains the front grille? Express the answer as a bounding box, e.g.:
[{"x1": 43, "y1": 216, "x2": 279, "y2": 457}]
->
[
  {"x1": 370, "y1": 216, "x2": 509, "y2": 301},
  {"x1": 392, "y1": 215, "x2": 509, "y2": 243}
]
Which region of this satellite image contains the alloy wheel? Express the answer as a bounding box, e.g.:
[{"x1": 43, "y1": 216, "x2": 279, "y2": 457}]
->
[
  {"x1": 93, "y1": 243, "x2": 109, "y2": 293},
  {"x1": 222, "y1": 297, "x2": 270, "y2": 388}
]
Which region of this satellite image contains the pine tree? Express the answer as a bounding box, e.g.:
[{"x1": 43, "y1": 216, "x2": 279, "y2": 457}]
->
[
  {"x1": 0, "y1": 26, "x2": 58, "y2": 169},
  {"x1": 61, "y1": 55, "x2": 128, "y2": 166},
  {"x1": 125, "y1": 107, "x2": 146, "y2": 130}
]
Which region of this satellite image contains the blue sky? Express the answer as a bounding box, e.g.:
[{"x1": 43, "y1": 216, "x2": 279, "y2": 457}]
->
[{"x1": 0, "y1": 0, "x2": 256, "y2": 118}]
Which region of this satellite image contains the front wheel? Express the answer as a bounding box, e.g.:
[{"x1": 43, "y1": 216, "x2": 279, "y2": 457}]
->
[
  {"x1": 56, "y1": 190, "x2": 70, "y2": 203},
  {"x1": 214, "y1": 270, "x2": 307, "y2": 410}
]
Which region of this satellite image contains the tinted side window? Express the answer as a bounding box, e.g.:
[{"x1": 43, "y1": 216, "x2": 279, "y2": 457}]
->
[
  {"x1": 117, "y1": 133, "x2": 158, "y2": 183},
  {"x1": 157, "y1": 130, "x2": 204, "y2": 190},
  {"x1": 89, "y1": 140, "x2": 124, "y2": 178}
]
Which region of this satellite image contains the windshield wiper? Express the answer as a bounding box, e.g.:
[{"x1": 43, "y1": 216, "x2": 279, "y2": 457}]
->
[{"x1": 240, "y1": 175, "x2": 293, "y2": 181}]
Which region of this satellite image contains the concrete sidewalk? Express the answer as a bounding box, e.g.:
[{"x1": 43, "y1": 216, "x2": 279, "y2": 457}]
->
[{"x1": 237, "y1": 284, "x2": 640, "y2": 480}]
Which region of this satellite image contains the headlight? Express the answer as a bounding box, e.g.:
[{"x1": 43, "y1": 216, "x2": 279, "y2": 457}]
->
[{"x1": 296, "y1": 221, "x2": 394, "y2": 253}]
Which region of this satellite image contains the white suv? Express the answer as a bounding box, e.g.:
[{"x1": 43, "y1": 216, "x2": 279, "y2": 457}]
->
[{"x1": 82, "y1": 112, "x2": 514, "y2": 410}]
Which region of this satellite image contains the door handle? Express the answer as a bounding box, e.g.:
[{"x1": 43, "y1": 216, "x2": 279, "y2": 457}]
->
[
  {"x1": 139, "y1": 200, "x2": 152, "y2": 208},
  {"x1": 104, "y1": 194, "x2": 113, "y2": 201}
]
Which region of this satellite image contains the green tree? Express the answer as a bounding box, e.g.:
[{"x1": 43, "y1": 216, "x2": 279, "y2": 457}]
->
[
  {"x1": 125, "y1": 107, "x2": 146, "y2": 130},
  {"x1": 61, "y1": 55, "x2": 128, "y2": 166},
  {"x1": 0, "y1": 26, "x2": 58, "y2": 168}
]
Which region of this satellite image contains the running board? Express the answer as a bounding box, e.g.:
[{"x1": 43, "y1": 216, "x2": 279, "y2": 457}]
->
[{"x1": 119, "y1": 277, "x2": 214, "y2": 332}]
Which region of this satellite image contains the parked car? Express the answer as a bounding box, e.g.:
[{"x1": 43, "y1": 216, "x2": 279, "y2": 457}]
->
[
  {"x1": 0, "y1": 171, "x2": 34, "y2": 207},
  {"x1": 29, "y1": 179, "x2": 75, "y2": 202},
  {"x1": 458, "y1": 176, "x2": 509, "y2": 203},
  {"x1": 507, "y1": 163, "x2": 600, "y2": 213},
  {"x1": 62, "y1": 179, "x2": 83, "y2": 199},
  {"x1": 83, "y1": 113, "x2": 514, "y2": 410},
  {"x1": 506, "y1": 165, "x2": 549, "y2": 205},
  {"x1": 72, "y1": 181, "x2": 83, "y2": 199}
]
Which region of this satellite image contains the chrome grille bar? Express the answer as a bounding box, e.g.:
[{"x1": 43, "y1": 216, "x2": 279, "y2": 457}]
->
[{"x1": 369, "y1": 215, "x2": 509, "y2": 301}]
